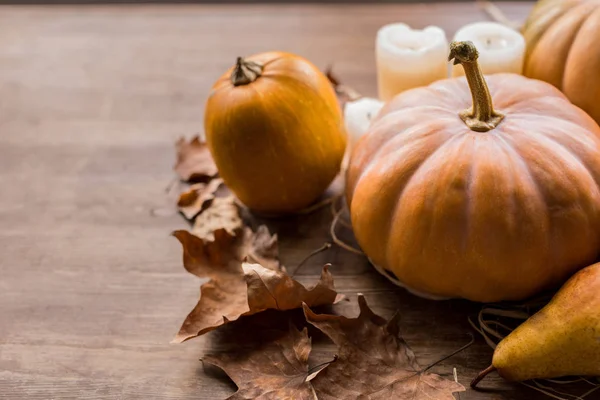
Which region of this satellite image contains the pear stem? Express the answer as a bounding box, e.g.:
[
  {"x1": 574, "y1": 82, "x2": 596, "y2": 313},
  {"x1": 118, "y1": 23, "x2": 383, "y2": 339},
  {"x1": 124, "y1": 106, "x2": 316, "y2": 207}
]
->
[
  {"x1": 448, "y1": 41, "x2": 504, "y2": 132},
  {"x1": 307, "y1": 354, "x2": 338, "y2": 375},
  {"x1": 471, "y1": 365, "x2": 497, "y2": 388}
]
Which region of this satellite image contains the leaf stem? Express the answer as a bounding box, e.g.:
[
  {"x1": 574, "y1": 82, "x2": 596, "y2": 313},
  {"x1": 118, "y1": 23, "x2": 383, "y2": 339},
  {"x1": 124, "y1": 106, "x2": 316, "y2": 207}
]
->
[
  {"x1": 423, "y1": 332, "x2": 475, "y2": 372},
  {"x1": 307, "y1": 355, "x2": 338, "y2": 376}
]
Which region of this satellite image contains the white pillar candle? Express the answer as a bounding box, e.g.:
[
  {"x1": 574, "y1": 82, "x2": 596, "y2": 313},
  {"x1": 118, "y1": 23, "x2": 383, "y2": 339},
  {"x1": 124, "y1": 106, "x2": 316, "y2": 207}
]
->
[
  {"x1": 376, "y1": 23, "x2": 449, "y2": 101},
  {"x1": 344, "y1": 97, "x2": 385, "y2": 150},
  {"x1": 452, "y1": 22, "x2": 525, "y2": 77}
]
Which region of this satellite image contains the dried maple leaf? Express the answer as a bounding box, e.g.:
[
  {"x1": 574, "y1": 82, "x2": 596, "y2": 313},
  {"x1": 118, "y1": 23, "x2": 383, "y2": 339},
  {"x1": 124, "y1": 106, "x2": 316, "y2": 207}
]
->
[
  {"x1": 192, "y1": 196, "x2": 242, "y2": 241},
  {"x1": 172, "y1": 230, "x2": 343, "y2": 342},
  {"x1": 325, "y1": 67, "x2": 362, "y2": 109},
  {"x1": 303, "y1": 295, "x2": 465, "y2": 400},
  {"x1": 181, "y1": 189, "x2": 277, "y2": 270},
  {"x1": 203, "y1": 324, "x2": 318, "y2": 400},
  {"x1": 243, "y1": 225, "x2": 280, "y2": 272},
  {"x1": 174, "y1": 135, "x2": 218, "y2": 182},
  {"x1": 244, "y1": 263, "x2": 344, "y2": 311},
  {"x1": 173, "y1": 226, "x2": 280, "y2": 281},
  {"x1": 177, "y1": 178, "x2": 224, "y2": 220}
]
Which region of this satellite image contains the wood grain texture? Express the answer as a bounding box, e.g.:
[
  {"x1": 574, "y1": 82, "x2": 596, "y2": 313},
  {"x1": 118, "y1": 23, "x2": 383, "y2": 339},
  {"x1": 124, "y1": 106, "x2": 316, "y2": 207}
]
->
[{"x1": 0, "y1": 3, "x2": 583, "y2": 400}]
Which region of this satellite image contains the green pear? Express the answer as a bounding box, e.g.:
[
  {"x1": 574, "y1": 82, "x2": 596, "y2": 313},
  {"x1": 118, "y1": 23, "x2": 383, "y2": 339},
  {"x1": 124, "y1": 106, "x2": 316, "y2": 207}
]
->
[{"x1": 472, "y1": 262, "x2": 600, "y2": 387}]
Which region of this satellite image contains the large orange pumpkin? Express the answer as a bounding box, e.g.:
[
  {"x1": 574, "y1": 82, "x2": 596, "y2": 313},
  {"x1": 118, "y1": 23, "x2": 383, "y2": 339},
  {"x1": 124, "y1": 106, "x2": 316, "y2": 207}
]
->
[
  {"x1": 205, "y1": 52, "x2": 346, "y2": 214},
  {"x1": 522, "y1": 0, "x2": 600, "y2": 124},
  {"x1": 347, "y1": 41, "x2": 600, "y2": 302}
]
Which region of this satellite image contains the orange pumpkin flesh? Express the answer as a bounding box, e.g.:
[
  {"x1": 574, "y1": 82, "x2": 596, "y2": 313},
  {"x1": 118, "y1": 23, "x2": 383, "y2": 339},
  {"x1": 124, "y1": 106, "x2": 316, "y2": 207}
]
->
[
  {"x1": 523, "y1": 0, "x2": 600, "y2": 124},
  {"x1": 347, "y1": 41, "x2": 600, "y2": 302},
  {"x1": 204, "y1": 52, "x2": 346, "y2": 214}
]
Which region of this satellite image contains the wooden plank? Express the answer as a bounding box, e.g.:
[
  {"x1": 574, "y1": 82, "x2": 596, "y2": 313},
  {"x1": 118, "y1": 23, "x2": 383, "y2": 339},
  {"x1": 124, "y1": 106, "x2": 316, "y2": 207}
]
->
[{"x1": 1, "y1": 3, "x2": 581, "y2": 399}]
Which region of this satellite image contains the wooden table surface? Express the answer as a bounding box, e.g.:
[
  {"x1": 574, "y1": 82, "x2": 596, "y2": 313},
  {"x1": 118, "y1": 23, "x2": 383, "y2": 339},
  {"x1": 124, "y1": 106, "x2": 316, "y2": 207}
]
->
[{"x1": 2, "y1": 3, "x2": 583, "y2": 400}]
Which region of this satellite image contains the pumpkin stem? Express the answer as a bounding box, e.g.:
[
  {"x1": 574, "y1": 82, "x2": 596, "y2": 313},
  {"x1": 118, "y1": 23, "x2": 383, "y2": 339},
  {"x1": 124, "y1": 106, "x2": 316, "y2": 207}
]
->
[
  {"x1": 449, "y1": 41, "x2": 504, "y2": 132},
  {"x1": 231, "y1": 57, "x2": 263, "y2": 86}
]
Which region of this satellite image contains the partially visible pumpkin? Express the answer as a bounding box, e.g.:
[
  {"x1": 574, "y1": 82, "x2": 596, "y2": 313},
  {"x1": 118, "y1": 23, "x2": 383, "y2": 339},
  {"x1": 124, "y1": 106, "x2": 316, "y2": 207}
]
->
[
  {"x1": 204, "y1": 52, "x2": 346, "y2": 214},
  {"x1": 347, "y1": 41, "x2": 600, "y2": 302},
  {"x1": 522, "y1": 0, "x2": 600, "y2": 123}
]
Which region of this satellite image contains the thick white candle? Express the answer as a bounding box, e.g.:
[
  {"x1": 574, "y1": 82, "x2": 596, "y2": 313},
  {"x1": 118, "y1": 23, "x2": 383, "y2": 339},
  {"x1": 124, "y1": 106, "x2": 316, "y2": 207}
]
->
[
  {"x1": 452, "y1": 22, "x2": 525, "y2": 77},
  {"x1": 376, "y1": 23, "x2": 448, "y2": 101},
  {"x1": 344, "y1": 97, "x2": 385, "y2": 150}
]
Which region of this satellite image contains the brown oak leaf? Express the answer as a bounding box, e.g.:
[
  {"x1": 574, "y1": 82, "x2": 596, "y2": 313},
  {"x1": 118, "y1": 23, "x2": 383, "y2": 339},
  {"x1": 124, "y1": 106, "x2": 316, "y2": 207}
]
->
[
  {"x1": 177, "y1": 178, "x2": 224, "y2": 220},
  {"x1": 192, "y1": 196, "x2": 242, "y2": 242},
  {"x1": 173, "y1": 229, "x2": 343, "y2": 343},
  {"x1": 174, "y1": 135, "x2": 218, "y2": 182},
  {"x1": 303, "y1": 295, "x2": 465, "y2": 400},
  {"x1": 203, "y1": 324, "x2": 318, "y2": 400}
]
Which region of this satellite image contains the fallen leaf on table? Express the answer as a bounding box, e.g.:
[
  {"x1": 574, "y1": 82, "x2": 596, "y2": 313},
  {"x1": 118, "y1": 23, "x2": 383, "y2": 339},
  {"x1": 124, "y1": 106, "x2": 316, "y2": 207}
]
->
[
  {"x1": 177, "y1": 178, "x2": 224, "y2": 220},
  {"x1": 303, "y1": 295, "x2": 465, "y2": 400},
  {"x1": 172, "y1": 227, "x2": 256, "y2": 338},
  {"x1": 325, "y1": 67, "x2": 362, "y2": 109},
  {"x1": 244, "y1": 263, "x2": 344, "y2": 311},
  {"x1": 179, "y1": 225, "x2": 281, "y2": 276},
  {"x1": 183, "y1": 191, "x2": 278, "y2": 271},
  {"x1": 242, "y1": 225, "x2": 280, "y2": 272},
  {"x1": 203, "y1": 323, "x2": 319, "y2": 400},
  {"x1": 174, "y1": 135, "x2": 218, "y2": 182},
  {"x1": 173, "y1": 226, "x2": 279, "y2": 281},
  {"x1": 192, "y1": 196, "x2": 242, "y2": 241},
  {"x1": 172, "y1": 230, "x2": 343, "y2": 342}
]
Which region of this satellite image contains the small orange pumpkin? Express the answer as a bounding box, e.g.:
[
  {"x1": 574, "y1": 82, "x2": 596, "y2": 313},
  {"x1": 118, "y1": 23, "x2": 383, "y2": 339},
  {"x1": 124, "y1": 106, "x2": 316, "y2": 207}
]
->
[
  {"x1": 522, "y1": 0, "x2": 600, "y2": 124},
  {"x1": 347, "y1": 41, "x2": 600, "y2": 302},
  {"x1": 205, "y1": 52, "x2": 346, "y2": 214}
]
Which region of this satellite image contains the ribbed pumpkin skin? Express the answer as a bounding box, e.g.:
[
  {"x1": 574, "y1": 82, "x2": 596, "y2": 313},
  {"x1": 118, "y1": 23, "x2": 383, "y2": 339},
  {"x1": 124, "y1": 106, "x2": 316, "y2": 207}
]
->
[
  {"x1": 346, "y1": 74, "x2": 600, "y2": 302},
  {"x1": 205, "y1": 52, "x2": 346, "y2": 214},
  {"x1": 523, "y1": 0, "x2": 600, "y2": 124}
]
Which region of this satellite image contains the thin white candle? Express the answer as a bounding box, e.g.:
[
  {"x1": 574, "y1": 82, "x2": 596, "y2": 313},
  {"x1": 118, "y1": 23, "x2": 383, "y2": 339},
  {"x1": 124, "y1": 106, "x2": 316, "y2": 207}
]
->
[
  {"x1": 376, "y1": 23, "x2": 449, "y2": 101},
  {"x1": 344, "y1": 97, "x2": 385, "y2": 150},
  {"x1": 452, "y1": 22, "x2": 525, "y2": 77}
]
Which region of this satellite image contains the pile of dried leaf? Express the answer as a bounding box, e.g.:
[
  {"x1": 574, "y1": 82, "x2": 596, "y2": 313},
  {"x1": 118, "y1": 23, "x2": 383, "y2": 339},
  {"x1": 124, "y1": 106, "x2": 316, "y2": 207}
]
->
[{"x1": 170, "y1": 136, "x2": 465, "y2": 399}]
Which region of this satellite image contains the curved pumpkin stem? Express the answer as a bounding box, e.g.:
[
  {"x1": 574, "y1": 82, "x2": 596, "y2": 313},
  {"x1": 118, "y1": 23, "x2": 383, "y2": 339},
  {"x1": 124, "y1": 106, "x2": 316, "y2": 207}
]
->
[
  {"x1": 449, "y1": 41, "x2": 505, "y2": 132},
  {"x1": 231, "y1": 57, "x2": 263, "y2": 86}
]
